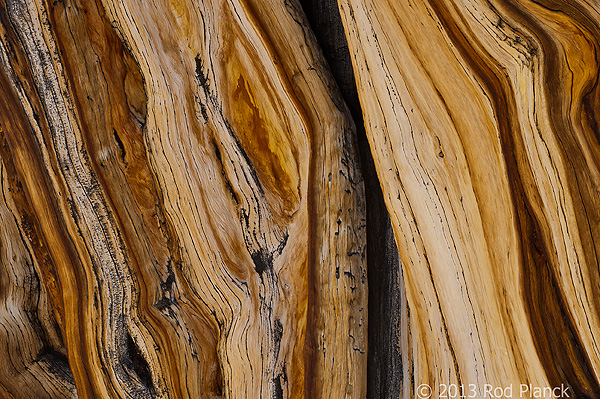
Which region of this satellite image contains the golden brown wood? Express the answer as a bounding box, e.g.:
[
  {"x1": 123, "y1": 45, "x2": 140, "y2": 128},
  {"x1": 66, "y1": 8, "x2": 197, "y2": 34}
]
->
[
  {"x1": 338, "y1": 0, "x2": 600, "y2": 397},
  {"x1": 3, "y1": 0, "x2": 600, "y2": 397},
  {"x1": 0, "y1": 0, "x2": 366, "y2": 397}
]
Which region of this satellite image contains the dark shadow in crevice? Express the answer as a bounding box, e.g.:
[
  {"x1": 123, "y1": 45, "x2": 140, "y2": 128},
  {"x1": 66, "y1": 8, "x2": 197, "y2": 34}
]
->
[
  {"x1": 35, "y1": 345, "x2": 76, "y2": 384},
  {"x1": 121, "y1": 331, "x2": 156, "y2": 396},
  {"x1": 298, "y1": 1, "x2": 404, "y2": 397}
]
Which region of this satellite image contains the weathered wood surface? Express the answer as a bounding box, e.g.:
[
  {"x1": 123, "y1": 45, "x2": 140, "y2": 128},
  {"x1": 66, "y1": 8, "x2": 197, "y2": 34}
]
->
[
  {"x1": 2, "y1": 0, "x2": 600, "y2": 398},
  {"x1": 300, "y1": 1, "x2": 404, "y2": 397},
  {"x1": 0, "y1": 0, "x2": 366, "y2": 397},
  {"x1": 339, "y1": 0, "x2": 600, "y2": 397}
]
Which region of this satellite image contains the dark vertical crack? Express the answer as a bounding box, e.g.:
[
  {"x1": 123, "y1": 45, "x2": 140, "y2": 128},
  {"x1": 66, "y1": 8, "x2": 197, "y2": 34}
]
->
[
  {"x1": 120, "y1": 331, "x2": 156, "y2": 397},
  {"x1": 272, "y1": 319, "x2": 285, "y2": 399},
  {"x1": 298, "y1": 1, "x2": 403, "y2": 397},
  {"x1": 113, "y1": 129, "x2": 126, "y2": 162},
  {"x1": 212, "y1": 140, "x2": 240, "y2": 205}
]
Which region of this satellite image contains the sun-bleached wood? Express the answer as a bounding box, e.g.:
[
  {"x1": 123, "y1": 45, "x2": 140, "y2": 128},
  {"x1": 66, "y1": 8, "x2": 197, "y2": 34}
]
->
[
  {"x1": 3, "y1": 0, "x2": 600, "y2": 397},
  {"x1": 338, "y1": 0, "x2": 600, "y2": 397},
  {"x1": 0, "y1": 0, "x2": 366, "y2": 397}
]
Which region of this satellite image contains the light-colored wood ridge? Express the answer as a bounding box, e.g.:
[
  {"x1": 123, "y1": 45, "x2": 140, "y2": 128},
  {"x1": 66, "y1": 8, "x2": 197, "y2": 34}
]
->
[
  {"x1": 0, "y1": 0, "x2": 366, "y2": 397},
  {"x1": 338, "y1": 0, "x2": 600, "y2": 397}
]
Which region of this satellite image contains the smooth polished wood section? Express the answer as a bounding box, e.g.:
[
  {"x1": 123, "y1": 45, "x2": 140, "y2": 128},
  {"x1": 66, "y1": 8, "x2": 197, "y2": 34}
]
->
[
  {"x1": 339, "y1": 0, "x2": 600, "y2": 397},
  {"x1": 0, "y1": 0, "x2": 366, "y2": 397}
]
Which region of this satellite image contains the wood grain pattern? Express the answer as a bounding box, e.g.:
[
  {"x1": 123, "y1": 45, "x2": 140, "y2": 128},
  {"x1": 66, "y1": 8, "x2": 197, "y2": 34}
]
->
[
  {"x1": 3, "y1": 0, "x2": 600, "y2": 397},
  {"x1": 300, "y1": 2, "x2": 404, "y2": 397},
  {"x1": 0, "y1": 0, "x2": 366, "y2": 397},
  {"x1": 338, "y1": 0, "x2": 600, "y2": 397}
]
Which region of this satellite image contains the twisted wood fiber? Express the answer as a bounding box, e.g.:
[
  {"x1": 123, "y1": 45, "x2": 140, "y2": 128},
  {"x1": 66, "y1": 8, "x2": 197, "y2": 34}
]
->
[
  {"x1": 1, "y1": 0, "x2": 600, "y2": 398},
  {"x1": 0, "y1": 0, "x2": 365, "y2": 397},
  {"x1": 339, "y1": 0, "x2": 600, "y2": 397}
]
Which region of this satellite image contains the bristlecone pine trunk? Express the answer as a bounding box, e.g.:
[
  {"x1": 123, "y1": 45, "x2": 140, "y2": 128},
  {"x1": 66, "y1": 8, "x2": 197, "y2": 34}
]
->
[{"x1": 0, "y1": 0, "x2": 599, "y2": 398}]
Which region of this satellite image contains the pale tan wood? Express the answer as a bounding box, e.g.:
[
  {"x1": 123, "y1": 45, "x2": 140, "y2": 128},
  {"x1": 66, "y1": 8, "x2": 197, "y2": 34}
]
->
[{"x1": 338, "y1": 0, "x2": 600, "y2": 397}]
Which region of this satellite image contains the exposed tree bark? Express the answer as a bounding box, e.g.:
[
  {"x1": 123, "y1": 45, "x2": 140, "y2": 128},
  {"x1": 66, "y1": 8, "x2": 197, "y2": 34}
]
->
[{"x1": 2, "y1": 0, "x2": 600, "y2": 398}]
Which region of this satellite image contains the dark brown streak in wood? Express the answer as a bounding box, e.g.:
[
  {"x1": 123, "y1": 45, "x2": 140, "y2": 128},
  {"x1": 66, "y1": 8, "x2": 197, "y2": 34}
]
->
[
  {"x1": 502, "y1": 3, "x2": 600, "y2": 394},
  {"x1": 0, "y1": 9, "x2": 91, "y2": 394},
  {"x1": 521, "y1": 200, "x2": 600, "y2": 397},
  {"x1": 425, "y1": 0, "x2": 533, "y2": 375},
  {"x1": 46, "y1": 0, "x2": 230, "y2": 395},
  {"x1": 525, "y1": 0, "x2": 600, "y2": 318},
  {"x1": 426, "y1": 0, "x2": 600, "y2": 394}
]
